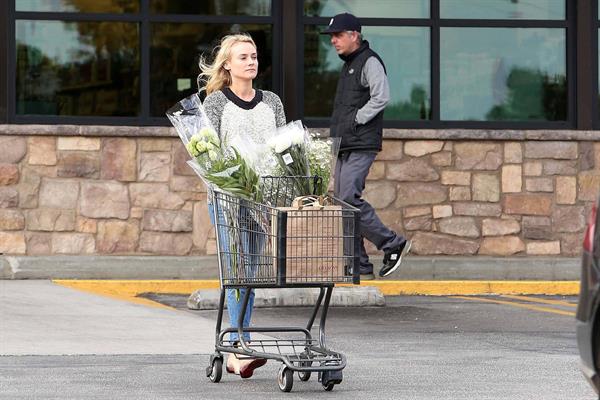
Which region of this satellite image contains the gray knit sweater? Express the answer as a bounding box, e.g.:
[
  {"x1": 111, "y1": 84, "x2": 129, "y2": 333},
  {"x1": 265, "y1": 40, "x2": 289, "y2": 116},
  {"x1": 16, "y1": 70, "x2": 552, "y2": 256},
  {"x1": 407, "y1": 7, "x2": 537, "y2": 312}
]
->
[{"x1": 202, "y1": 87, "x2": 286, "y2": 148}]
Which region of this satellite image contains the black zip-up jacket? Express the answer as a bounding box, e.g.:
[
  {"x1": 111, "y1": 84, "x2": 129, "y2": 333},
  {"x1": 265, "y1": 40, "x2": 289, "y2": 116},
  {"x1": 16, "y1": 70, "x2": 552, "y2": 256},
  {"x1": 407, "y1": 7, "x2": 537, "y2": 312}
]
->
[{"x1": 330, "y1": 41, "x2": 386, "y2": 153}]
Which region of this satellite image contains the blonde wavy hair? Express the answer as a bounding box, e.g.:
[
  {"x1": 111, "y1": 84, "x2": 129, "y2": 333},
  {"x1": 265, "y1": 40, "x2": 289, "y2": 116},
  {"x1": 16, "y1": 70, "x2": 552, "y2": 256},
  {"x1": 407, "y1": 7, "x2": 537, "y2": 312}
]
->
[{"x1": 197, "y1": 33, "x2": 257, "y2": 95}]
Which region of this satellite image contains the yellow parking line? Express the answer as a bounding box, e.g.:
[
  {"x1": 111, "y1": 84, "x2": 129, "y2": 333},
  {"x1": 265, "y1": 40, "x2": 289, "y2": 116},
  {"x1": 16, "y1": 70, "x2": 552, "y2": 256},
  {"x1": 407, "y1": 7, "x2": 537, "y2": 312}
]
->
[
  {"x1": 454, "y1": 296, "x2": 576, "y2": 317},
  {"x1": 500, "y1": 294, "x2": 578, "y2": 308}
]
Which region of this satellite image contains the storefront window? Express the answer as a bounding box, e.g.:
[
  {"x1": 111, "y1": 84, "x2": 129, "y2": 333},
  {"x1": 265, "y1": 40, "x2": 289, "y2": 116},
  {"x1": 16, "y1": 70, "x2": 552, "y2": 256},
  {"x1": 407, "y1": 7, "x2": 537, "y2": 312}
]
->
[
  {"x1": 16, "y1": 20, "x2": 140, "y2": 116},
  {"x1": 150, "y1": 23, "x2": 273, "y2": 117},
  {"x1": 440, "y1": 0, "x2": 564, "y2": 20},
  {"x1": 16, "y1": 0, "x2": 138, "y2": 13},
  {"x1": 150, "y1": 0, "x2": 271, "y2": 16},
  {"x1": 304, "y1": 0, "x2": 429, "y2": 18},
  {"x1": 305, "y1": 25, "x2": 430, "y2": 120},
  {"x1": 440, "y1": 27, "x2": 566, "y2": 121}
]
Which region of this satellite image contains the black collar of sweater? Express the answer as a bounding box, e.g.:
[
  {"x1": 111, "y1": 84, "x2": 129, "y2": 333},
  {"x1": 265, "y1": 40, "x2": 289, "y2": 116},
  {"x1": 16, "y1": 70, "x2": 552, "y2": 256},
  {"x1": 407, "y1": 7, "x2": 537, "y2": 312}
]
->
[
  {"x1": 339, "y1": 40, "x2": 370, "y2": 64},
  {"x1": 222, "y1": 87, "x2": 263, "y2": 110}
]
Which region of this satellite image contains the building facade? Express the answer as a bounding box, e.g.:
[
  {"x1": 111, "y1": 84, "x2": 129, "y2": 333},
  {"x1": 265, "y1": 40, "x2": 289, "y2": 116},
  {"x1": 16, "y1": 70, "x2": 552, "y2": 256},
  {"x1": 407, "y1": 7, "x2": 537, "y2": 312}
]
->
[{"x1": 0, "y1": 0, "x2": 599, "y2": 257}]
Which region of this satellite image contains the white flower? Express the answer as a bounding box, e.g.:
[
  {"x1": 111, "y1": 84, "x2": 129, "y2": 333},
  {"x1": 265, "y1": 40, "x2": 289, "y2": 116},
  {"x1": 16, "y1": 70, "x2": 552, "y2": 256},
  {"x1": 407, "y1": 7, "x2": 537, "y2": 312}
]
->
[
  {"x1": 198, "y1": 127, "x2": 220, "y2": 147},
  {"x1": 290, "y1": 127, "x2": 306, "y2": 146},
  {"x1": 267, "y1": 135, "x2": 292, "y2": 153}
]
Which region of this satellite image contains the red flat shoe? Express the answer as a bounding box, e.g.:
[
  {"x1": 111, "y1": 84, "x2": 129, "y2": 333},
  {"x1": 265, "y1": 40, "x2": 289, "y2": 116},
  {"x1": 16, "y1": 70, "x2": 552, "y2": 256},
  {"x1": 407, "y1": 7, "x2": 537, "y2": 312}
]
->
[{"x1": 239, "y1": 358, "x2": 267, "y2": 379}]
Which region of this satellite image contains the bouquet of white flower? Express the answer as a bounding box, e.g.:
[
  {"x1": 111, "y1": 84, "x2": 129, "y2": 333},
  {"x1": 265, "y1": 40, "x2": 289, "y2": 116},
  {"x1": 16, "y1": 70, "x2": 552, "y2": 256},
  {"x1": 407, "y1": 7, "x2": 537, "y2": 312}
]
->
[
  {"x1": 167, "y1": 93, "x2": 263, "y2": 202},
  {"x1": 307, "y1": 133, "x2": 341, "y2": 196}
]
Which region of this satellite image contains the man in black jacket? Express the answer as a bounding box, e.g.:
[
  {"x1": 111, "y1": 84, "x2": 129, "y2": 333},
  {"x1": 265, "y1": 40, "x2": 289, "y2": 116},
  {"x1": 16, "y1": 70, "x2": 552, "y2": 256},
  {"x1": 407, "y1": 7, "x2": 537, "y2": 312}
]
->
[{"x1": 322, "y1": 13, "x2": 410, "y2": 280}]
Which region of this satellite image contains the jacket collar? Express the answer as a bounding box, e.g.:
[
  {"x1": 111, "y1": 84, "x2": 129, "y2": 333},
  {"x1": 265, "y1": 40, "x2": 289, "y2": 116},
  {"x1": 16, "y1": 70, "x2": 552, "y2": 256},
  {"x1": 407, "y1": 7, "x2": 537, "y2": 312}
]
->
[{"x1": 339, "y1": 40, "x2": 370, "y2": 64}]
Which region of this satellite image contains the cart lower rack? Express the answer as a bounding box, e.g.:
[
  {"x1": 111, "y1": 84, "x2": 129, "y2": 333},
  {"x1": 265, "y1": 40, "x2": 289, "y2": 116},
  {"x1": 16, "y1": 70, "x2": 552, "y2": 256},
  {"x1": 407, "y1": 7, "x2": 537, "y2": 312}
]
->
[{"x1": 205, "y1": 176, "x2": 360, "y2": 392}]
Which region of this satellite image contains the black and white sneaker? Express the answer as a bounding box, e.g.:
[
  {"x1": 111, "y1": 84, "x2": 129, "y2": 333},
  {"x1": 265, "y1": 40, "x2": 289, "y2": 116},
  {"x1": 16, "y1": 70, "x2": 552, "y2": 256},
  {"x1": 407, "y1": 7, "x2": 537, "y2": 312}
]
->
[{"x1": 379, "y1": 240, "x2": 411, "y2": 278}]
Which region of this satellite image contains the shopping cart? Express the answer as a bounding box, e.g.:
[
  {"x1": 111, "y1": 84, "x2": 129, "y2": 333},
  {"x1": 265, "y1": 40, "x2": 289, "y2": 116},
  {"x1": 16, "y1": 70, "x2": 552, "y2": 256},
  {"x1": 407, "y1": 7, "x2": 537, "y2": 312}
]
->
[{"x1": 205, "y1": 176, "x2": 360, "y2": 392}]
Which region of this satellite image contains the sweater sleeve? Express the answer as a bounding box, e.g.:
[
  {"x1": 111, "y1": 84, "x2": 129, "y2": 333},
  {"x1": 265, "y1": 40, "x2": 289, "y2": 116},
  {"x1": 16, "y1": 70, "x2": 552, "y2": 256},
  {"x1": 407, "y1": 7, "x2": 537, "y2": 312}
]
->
[
  {"x1": 356, "y1": 56, "x2": 390, "y2": 125},
  {"x1": 201, "y1": 91, "x2": 225, "y2": 137},
  {"x1": 263, "y1": 91, "x2": 287, "y2": 127}
]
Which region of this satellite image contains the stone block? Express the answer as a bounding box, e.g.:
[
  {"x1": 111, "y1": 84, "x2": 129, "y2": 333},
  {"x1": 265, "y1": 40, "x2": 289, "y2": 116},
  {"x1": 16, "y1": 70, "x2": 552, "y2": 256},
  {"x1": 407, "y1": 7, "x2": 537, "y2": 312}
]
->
[
  {"x1": 404, "y1": 206, "x2": 431, "y2": 218},
  {"x1": 205, "y1": 239, "x2": 217, "y2": 255},
  {"x1": 76, "y1": 217, "x2": 97, "y2": 233},
  {"x1": 142, "y1": 209, "x2": 193, "y2": 232},
  {"x1": 139, "y1": 152, "x2": 170, "y2": 182},
  {"x1": 552, "y1": 206, "x2": 586, "y2": 233},
  {"x1": 504, "y1": 194, "x2": 552, "y2": 216},
  {"x1": 28, "y1": 137, "x2": 57, "y2": 166},
  {"x1": 57, "y1": 152, "x2": 100, "y2": 178},
  {"x1": 97, "y1": 220, "x2": 140, "y2": 253},
  {"x1": 580, "y1": 142, "x2": 595, "y2": 170},
  {"x1": 101, "y1": 138, "x2": 137, "y2": 181},
  {"x1": 479, "y1": 236, "x2": 525, "y2": 255},
  {"x1": 453, "y1": 202, "x2": 502, "y2": 217},
  {"x1": 57, "y1": 137, "x2": 100, "y2": 151},
  {"x1": 395, "y1": 183, "x2": 447, "y2": 207},
  {"x1": 25, "y1": 164, "x2": 57, "y2": 178},
  {"x1": 523, "y1": 162, "x2": 542, "y2": 176},
  {"x1": 578, "y1": 171, "x2": 600, "y2": 201},
  {"x1": 52, "y1": 233, "x2": 95, "y2": 254},
  {"x1": 411, "y1": 232, "x2": 479, "y2": 255},
  {"x1": 375, "y1": 209, "x2": 404, "y2": 233},
  {"x1": 39, "y1": 179, "x2": 79, "y2": 209},
  {"x1": 438, "y1": 216, "x2": 479, "y2": 238},
  {"x1": 559, "y1": 233, "x2": 583, "y2": 256},
  {"x1": 0, "y1": 187, "x2": 18, "y2": 208},
  {"x1": 18, "y1": 168, "x2": 41, "y2": 209},
  {"x1": 543, "y1": 160, "x2": 577, "y2": 175},
  {"x1": 525, "y1": 178, "x2": 553, "y2": 193},
  {"x1": 376, "y1": 140, "x2": 402, "y2": 160},
  {"x1": 387, "y1": 158, "x2": 439, "y2": 181},
  {"x1": 522, "y1": 216, "x2": 553, "y2": 240},
  {"x1": 0, "y1": 164, "x2": 19, "y2": 185},
  {"x1": 193, "y1": 200, "x2": 212, "y2": 251},
  {"x1": 0, "y1": 136, "x2": 27, "y2": 163},
  {"x1": 595, "y1": 142, "x2": 600, "y2": 170},
  {"x1": 504, "y1": 142, "x2": 522, "y2": 163},
  {"x1": 524, "y1": 141, "x2": 577, "y2": 160},
  {"x1": 449, "y1": 187, "x2": 471, "y2": 201},
  {"x1": 432, "y1": 205, "x2": 452, "y2": 219},
  {"x1": 140, "y1": 138, "x2": 172, "y2": 152},
  {"x1": 403, "y1": 141, "x2": 444, "y2": 157},
  {"x1": 26, "y1": 233, "x2": 52, "y2": 255},
  {"x1": 172, "y1": 141, "x2": 196, "y2": 176},
  {"x1": 555, "y1": 176, "x2": 576, "y2": 205},
  {"x1": 367, "y1": 161, "x2": 385, "y2": 180},
  {"x1": 26, "y1": 209, "x2": 75, "y2": 231},
  {"x1": 404, "y1": 216, "x2": 432, "y2": 231},
  {"x1": 130, "y1": 207, "x2": 143, "y2": 219},
  {"x1": 502, "y1": 165, "x2": 522, "y2": 193},
  {"x1": 526, "y1": 241, "x2": 560, "y2": 255},
  {"x1": 441, "y1": 171, "x2": 470, "y2": 186},
  {"x1": 431, "y1": 151, "x2": 452, "y2": 166},
  {"x1": 454, "y1": 142, "x2": 502, "y2": 170},
  {"x1": 0, "y1": 232, "x2": 26, "y2": 254},
  {"x1": 482, "y1": 218, "x2": 521, "y2": 236},
  {"x1": 80, "y1": 181, "x2": 129, "y2": 219},
  {"x1": 169, "y1": 175, "x2": 207, "y2": 193},
  {"x1": 0, "y1": 209, "x2": 25, "y2": 230},
  {"x1": 472, "y1": 174, "x2": 500, "y2": 202},
  {"x1": 129, "y1": 183, "x2": 185, "y2": 210},
  {"x1": 139, "y1": 232, "x2": 193, "y2": 255},
  {"x1": 363, "y1": 181, "x2": 397, "y2": 209}
]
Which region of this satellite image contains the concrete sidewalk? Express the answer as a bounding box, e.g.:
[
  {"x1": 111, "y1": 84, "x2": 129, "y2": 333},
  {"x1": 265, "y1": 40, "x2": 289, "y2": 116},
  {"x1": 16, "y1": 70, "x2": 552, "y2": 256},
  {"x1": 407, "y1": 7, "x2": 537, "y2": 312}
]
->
[
  {"x1": 0, "y1": 255, "x2": 581, "y2": 280},
  {"x1": 0, "y1": 280, "x2": 226, "y2": 355}
]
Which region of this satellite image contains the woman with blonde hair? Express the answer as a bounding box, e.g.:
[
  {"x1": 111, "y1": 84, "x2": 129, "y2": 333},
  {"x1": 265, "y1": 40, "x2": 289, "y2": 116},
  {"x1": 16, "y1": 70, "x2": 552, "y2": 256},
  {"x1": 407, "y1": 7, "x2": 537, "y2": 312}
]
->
[{"x1": 200, "y1": 33, "x2": 286, "y2": 379}]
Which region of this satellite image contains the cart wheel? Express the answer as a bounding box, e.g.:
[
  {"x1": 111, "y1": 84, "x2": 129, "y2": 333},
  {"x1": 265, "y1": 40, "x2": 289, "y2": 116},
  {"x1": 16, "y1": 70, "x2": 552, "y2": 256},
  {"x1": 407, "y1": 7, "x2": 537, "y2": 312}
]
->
[
  {"x1": 298, "y1": 356, "x2": 312, "y2": 381},
  {"x1": 278, "y1": 365, "x2": 294, "y2": 392},
  {"x1": 208, "y1": 357, "x2": 222, "y2": 383},
  {"x1": 322, "y1": 382, "x2": 335, "y2": 391}
]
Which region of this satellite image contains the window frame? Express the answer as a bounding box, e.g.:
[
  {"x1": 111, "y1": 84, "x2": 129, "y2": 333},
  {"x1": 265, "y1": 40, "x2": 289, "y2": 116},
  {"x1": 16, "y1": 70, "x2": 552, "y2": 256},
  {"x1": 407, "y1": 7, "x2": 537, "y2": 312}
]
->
[
  {"x1": 6, "y1": 0, "x2": 282, "y2": 126},
  {"x1": 300, "y1": 0, "x2": 577, "y2": 130}
]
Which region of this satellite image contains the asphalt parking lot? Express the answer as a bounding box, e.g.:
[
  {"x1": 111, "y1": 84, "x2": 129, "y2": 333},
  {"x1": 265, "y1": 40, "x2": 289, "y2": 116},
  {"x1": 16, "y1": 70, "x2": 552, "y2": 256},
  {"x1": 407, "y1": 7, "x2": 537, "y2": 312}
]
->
[{"x1": 0, "y1": 281, "x2": 593, "y2": 400}]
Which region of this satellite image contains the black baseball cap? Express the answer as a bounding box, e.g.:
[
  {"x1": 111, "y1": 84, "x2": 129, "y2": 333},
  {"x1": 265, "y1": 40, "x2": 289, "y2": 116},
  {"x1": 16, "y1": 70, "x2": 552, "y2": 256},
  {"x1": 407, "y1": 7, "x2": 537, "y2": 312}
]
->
[{"x1": 320, "y1": 13, "x2": 361, "y2": 34}]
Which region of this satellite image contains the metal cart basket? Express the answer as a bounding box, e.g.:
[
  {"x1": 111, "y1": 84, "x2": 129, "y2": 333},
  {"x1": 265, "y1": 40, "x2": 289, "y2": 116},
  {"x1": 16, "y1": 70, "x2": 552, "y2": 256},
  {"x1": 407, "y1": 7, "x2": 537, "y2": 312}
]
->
[{"x1": 205, "y1": 176, "x2": 360, "y2": 392}]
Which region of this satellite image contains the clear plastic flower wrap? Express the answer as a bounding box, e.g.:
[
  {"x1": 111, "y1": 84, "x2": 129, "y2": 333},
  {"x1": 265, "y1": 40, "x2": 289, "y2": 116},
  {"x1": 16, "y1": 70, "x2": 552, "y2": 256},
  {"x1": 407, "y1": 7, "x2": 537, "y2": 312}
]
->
[{"x1": 307, "y1": 133, "x2": 341, "y2": 196}]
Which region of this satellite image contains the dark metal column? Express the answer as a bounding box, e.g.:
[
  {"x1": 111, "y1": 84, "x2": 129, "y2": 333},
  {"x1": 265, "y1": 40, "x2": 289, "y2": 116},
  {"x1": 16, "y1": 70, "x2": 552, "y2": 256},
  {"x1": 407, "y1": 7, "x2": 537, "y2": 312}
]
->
[
  {"x1": 281, "y1": 0, "x2": 301, "y2": 120},
  {"x1": 576, "y1": 0, "x2": 594, "y2": 129}
]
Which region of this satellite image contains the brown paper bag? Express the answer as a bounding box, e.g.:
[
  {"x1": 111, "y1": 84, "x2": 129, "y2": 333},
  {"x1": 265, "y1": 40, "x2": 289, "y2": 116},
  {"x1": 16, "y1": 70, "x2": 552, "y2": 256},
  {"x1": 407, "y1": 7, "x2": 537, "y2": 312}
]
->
[{"x1": 273, "y1": 196, "x2": 345, "y2": 283}]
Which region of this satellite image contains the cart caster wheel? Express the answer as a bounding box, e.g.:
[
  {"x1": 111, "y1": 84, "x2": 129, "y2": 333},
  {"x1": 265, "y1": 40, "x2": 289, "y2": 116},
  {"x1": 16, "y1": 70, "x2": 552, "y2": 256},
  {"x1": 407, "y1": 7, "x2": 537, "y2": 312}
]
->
[
  {"x1": 207, "y1": 356, "x2": 222, "y2": 383},
  {"x1": 298, "y1": 355, "x2": 312, "y2": 381},
  {"x1": 278, "y1": 365, "x2": 294, "y2": 392},
  {"x1": 323, "y1": 382, "x2": 335, "y2": 391}
]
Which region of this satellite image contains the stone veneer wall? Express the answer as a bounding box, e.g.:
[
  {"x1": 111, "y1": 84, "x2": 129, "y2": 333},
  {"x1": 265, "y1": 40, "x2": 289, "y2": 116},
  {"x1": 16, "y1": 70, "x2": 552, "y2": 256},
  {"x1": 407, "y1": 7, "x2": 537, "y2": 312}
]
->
[{"x1": 0, "y1": 128, "x2": 599, "y2": 257}]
